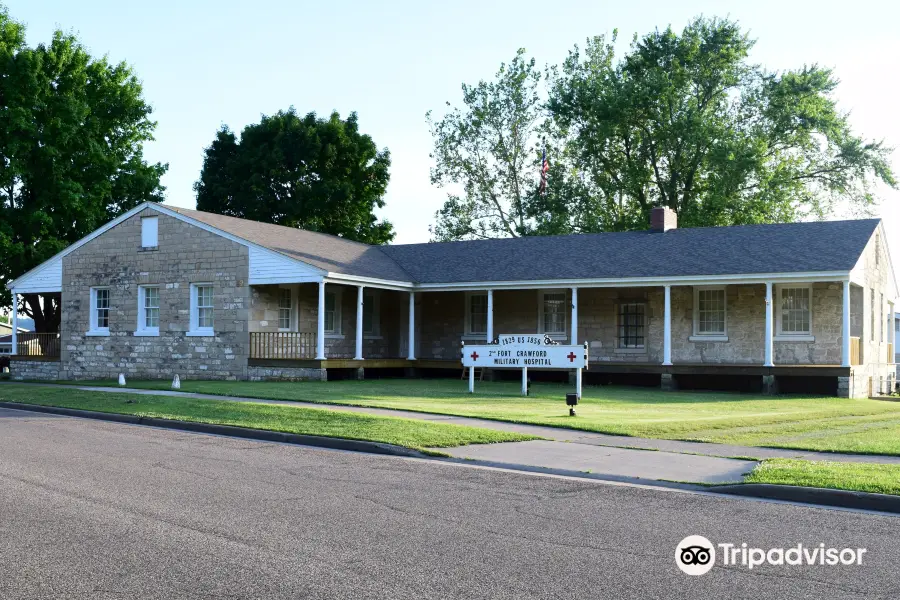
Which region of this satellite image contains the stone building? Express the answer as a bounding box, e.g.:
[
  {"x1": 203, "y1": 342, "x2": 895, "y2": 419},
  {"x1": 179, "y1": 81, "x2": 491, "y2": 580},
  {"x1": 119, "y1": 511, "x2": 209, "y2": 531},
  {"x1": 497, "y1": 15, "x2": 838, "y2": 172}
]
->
[{"x1": 6, "y1": 204, "x2": 897, "y2": 397}]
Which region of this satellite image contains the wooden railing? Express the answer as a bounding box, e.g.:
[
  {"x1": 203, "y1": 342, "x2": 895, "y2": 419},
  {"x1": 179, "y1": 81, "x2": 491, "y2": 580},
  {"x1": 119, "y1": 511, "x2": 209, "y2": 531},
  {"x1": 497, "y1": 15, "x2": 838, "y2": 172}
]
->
[
  {"x1": 850, "y1": 336, "x2": 861, "y2": 366},
  {"x1": 250, "y1": 332, "x2": 317, "y2": 360},
  {"x1": 15, "y1": 333, "x2": 61, "y2": 358}
]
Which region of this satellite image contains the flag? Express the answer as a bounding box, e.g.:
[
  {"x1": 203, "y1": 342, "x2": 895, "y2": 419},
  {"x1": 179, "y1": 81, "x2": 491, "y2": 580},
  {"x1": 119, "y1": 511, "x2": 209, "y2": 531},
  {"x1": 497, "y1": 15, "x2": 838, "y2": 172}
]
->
[{"x1": 539, "y1": 148, "x2": 549, "y2": 194}]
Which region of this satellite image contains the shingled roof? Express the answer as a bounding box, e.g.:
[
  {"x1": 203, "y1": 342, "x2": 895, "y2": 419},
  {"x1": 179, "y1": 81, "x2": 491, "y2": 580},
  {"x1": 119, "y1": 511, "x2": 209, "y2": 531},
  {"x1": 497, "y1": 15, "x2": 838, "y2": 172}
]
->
[
  {"x1": 382, "y1": 219, "x2": 881, "y2": 283},
  {"x1": 168, "y1": 207, "x2": 414, "y2": 281},
  {"x1": 171, "y1": 207, "x2": 879, "y2": 284}
]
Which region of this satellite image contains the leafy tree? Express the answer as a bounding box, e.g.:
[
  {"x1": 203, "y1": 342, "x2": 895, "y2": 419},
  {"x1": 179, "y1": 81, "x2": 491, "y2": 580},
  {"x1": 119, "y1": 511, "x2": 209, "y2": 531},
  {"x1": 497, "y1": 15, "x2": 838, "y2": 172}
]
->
[
  {"x1": 0, "y1": 6, "x2": 166, "y2": 332},
  {"x1": 428, "y1": 49, "x2": 551, "y2": 240},
  {"x1": 195, "y1": 109, "x2": 394, "y2": 245},
  {"x1": 546, "y1": 17, "x2": 896, "y2": 231}
]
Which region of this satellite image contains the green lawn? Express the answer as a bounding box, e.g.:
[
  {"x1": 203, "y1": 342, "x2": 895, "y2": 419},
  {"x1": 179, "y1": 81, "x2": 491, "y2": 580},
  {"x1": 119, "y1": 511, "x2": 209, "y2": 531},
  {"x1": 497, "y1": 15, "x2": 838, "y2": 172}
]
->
[
  {"x1": 0, "y1": 385, "x2": 536, "y2": 452},
  {"x1": 746, "y1": 459, "x2": 900, "y2": 496},
  {"x1": 49, "y1": 378, "x2": 900, "y2": 456}
]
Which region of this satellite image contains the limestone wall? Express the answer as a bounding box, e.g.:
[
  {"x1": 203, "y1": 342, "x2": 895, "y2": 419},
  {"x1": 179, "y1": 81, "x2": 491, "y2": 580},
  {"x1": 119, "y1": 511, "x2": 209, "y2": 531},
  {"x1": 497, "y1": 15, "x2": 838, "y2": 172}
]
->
[
  {"x1": 60, "y1": 208, "x2": 250, "y2": 380},
  {"x1": 10, "y1": 359, "x2": 61, "y2": 381}
]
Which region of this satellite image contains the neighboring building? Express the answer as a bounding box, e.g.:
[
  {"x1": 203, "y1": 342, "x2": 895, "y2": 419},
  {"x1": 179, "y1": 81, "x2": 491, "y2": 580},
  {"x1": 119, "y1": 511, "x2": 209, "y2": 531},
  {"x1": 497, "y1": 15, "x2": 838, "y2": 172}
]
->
[
  {"x1": 0, "y1": 321, "x2": 32, "y2": 355},
  {"x1": 4, "y1": 204, "x2": 897, "y2": 397}
]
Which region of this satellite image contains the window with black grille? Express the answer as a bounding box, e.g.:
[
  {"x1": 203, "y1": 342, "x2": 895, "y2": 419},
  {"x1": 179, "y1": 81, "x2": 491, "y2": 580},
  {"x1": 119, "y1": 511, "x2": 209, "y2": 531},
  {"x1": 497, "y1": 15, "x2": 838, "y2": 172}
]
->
[{"x1": 618, "y1": 303, "x2": 646, "y2": 349}]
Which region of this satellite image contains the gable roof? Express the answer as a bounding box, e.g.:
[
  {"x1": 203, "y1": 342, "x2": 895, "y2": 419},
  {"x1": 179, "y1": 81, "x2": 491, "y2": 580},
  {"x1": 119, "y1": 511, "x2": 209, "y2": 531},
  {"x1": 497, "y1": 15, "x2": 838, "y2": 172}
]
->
[
  {"x1": 381, "y1": 219, "x2": 881, "y2": 284},
  {"x1": 167, "y1": 207, "x2": 414, "y2": 282},
  {"x1": 172, "y1": 208, "x2": 879, "y2": 284},
  {"x1": 6, "y1": 201, "x2": 885, "y2": 292}
]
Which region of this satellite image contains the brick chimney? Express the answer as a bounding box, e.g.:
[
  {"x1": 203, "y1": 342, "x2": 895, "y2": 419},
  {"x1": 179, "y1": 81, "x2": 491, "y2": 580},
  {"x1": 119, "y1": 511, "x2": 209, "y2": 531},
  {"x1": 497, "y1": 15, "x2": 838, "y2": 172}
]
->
[{"x1": 650, "y1": 206, "x2": 677, "y2": 233}]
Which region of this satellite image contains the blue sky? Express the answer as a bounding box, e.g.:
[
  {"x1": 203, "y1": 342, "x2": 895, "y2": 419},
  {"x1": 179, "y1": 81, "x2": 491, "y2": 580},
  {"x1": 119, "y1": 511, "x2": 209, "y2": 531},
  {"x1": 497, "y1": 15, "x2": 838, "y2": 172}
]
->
[{"x1": 8, "y1": 0, "x2": 900, "y2": 273}]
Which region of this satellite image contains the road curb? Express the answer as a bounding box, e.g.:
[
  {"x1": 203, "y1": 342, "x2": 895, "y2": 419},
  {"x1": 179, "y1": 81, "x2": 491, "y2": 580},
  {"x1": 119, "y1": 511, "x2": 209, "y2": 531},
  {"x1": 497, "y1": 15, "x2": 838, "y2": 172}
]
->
[
  {"x1": 714, "y1": 483, "x2": 900, "y2": 514},
  {"x1": 0, "y1": 401, "x2": 427, "y2": 459}
]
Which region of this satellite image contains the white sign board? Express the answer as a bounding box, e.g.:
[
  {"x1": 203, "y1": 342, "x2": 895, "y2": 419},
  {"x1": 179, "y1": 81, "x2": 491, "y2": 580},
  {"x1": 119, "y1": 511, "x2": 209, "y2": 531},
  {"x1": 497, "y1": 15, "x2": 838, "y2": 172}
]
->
[
  {"x1": 461, "y1": 334, "x2": 588, "y2": 397},
  {"x1": 461, "y1": 342, "x2": 587, "y2": 369}
]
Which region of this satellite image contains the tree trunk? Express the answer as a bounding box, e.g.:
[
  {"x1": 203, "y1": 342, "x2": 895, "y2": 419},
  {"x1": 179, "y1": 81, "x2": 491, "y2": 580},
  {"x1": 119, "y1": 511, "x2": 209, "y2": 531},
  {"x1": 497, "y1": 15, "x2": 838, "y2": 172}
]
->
[{"x1": 22, "y1": 294, "x2": 61, "y2": 333}]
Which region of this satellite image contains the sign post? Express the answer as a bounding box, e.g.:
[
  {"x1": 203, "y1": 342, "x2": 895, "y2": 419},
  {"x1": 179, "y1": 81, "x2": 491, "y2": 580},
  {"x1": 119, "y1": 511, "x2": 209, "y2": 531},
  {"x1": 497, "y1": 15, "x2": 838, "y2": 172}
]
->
[{"x1": 462, "y1": 334, "x2": 588, "y2": 397}]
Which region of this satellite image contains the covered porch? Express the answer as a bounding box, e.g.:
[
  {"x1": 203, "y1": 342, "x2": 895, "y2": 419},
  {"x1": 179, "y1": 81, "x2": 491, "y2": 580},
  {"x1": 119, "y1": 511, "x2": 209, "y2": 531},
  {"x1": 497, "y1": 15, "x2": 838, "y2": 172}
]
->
[{"x1": 248, "y1": 280, "x2": 422, "y2": 376}]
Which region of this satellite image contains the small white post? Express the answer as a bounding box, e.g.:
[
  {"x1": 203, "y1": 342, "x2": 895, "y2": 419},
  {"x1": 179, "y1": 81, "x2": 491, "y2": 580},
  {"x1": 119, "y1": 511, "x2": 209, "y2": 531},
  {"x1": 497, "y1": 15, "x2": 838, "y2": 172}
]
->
[
  {"x1": 662, "y1": 284, "x2": 672, "y2": 366},
  {"x1": 764, "y1": 281, "x2": 774, "y2": 367},
  {"x1": 10, "y1": 288, "x2": 17, "y2": 356},
  {"x1": 486, "y1": 289, "x2": 494, "y2": 343},
  {"x1": 570, "y1": 287, "x2": 578, "y2": 344},
  {"x1": 468, "y1": 364, "x2": 475, "y2": 393},
  {"x1": 576, "y1": 368, "x2": 582, "y2": 399},
  {"x1": 118, "y1": 373, "x2": 126, "y2": 386},
  {"x1": 355, "y1": 285, "x2": 364, "y2": 360},
  {"x1": 521, "y1": 366, "x2": 528, "y2": 396},
  {"x1": 842, "y1": 279, "x2": 851, "y2": 367},
  {"x1": 172, "y1": 374, "x2": 181, "y2": 390},
  {"x1": 407, "y1": 291, "x2": 416, "y2": 360},
  {"x1": 316, "y1": 281, "x2": 326, "y2": 360}
]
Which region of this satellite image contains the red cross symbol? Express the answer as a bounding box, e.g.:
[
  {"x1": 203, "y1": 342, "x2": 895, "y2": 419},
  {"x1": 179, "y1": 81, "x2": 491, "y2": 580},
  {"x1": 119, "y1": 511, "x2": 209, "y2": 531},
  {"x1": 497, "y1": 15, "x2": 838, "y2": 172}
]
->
[
  {"x1": 470, "y1": 351, "x2": 479, "y2": 361},
  {"x1": 567, "y1": 352, "x2": 577, "y2": 363}
]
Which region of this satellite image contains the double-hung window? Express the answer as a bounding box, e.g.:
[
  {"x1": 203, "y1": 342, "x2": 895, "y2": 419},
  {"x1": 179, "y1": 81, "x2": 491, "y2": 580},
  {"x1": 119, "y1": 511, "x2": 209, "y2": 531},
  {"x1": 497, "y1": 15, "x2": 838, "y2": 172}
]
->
[
  {"x1": 189, "y1": 283, "x2": 214, "y2": 335},
  {"x1": 618, "y1": 303, "x2": 646, "y2": 349},
  {"x1": 278, "y1": 287, "x2": 293, "y2": 331},
  {"x1": 324, "y1": 290, "x2": 342, "y2": 335},
  {"x1": 465, "y1": 292, "x2": 488, "y2": 337},
  {"x1": 363, "y1": 290, "x2": 380, "y2": 336},
  {"x1": 776, "y1": 285, "x2": 812, "y2": 338},
  {"x1": 88, "y1": 287, "x2": 111, "y2": 336},
  {"x1": 539, "y1": 290, "x2": 567, "y2": 337},
  {"x1": 136, "y1": 286, "x2": 160, "y2": 335},
  {"x1": 693, "y1": 287, "x2": 726, "y2": 338}
]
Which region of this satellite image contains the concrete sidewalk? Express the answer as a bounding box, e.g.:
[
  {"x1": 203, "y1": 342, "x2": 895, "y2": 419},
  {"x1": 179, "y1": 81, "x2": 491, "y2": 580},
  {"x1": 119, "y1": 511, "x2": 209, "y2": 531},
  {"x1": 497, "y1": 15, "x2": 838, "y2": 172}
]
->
[
  {"x1": 438, "y1": 440, "x2": 753, "y2": 484},
  {"x1": 7, "y1": 381, "x2": 900, "y2": 485}
]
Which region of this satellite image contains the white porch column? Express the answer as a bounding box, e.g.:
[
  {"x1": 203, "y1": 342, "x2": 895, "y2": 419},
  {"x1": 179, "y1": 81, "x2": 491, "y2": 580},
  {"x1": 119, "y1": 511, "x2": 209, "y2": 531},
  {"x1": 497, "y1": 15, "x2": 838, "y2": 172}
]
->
[
  {"x1": 662, "y1": 285, "x2": 672, "y2": 366},
  {"x1": 764, "y1": 281, "x2": 774, "y2": 367},
  {"x1": 842, "y1": 279, "x2": 851, "y2": 367},
  {"x1": 570, "y1": 287, "x2": 578, "y2": 344},
  {"x1": 10, "y1": 288, "x2": 17, "y2": 356},
  {"x1": 355, "y1": 285, "x2": 364, "y2": 360},
  {"x1": 407, "y1": 291, "x2": 416, "y2": 360},
  {"x1": 316, "y1": 281, "x2": 326, "y2": 360},
  {"x1": 486, "y1": 289, "x2": 494, "y2": 343}
]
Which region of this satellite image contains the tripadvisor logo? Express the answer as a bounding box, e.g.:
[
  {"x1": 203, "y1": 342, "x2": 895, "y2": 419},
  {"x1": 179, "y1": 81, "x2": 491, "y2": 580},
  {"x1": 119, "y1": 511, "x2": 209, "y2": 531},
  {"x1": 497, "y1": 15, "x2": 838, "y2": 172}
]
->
[{"x1": 676, "y1": 536, "x2": 867, "y2": 576}]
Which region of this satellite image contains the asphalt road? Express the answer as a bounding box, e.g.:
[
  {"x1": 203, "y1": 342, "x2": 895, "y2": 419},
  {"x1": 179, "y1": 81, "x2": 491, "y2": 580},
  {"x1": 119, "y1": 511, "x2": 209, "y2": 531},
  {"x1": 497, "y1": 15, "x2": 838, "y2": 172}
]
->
[{"x1": 1, "y1": 407, "x2": 898, "y2": 599}]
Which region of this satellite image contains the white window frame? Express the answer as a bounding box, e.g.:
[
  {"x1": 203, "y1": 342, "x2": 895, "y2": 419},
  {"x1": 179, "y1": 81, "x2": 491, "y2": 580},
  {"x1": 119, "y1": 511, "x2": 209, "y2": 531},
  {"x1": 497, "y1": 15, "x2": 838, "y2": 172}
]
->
[
  {"x1": 141, "y1": 216, "x2": 159, "y2": 248},
  {"x1": 363, "y1": 289, "x2": 382, "y2": 338},
  {"x1": 464, "y1": 291, "x2": 488, "y2": 338},
  {"x1": 537, "y1": 289, "x2": 567, "y2": 338},
  {"x1": 324, "y1": 288, "x2": 343, "y2": 337},
  {"x1": 277, "y1": 286, "x2": 293, "y2": 332},
  {"x1": 691, "y1": 286, "x2": 728, "y2": 341},
  {"x1": 188, "y1": 283, "x2": 214, "y2": 337},
  {"x1": 775, "y1": 284, "x2": 814, "y2": 341},
  {"x1": 87, "y1": 287, "x2": 111, "y2": 336},
  {"x1": 135, "y1": 285, "x2": 160, "y2": 336}
]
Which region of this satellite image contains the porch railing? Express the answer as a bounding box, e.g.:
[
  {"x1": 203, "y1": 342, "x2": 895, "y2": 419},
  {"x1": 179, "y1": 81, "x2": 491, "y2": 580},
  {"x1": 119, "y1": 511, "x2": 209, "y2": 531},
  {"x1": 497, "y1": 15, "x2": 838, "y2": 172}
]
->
[
  {"x1": 250, "y1": 332, "x2": 317, "y2": 360},
  {"x1": 850, "y1": 336, "x2": 861, "y2": 366},
  {"x1": 15, "y1": 333, "x2": 61, "y2": 358}
]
